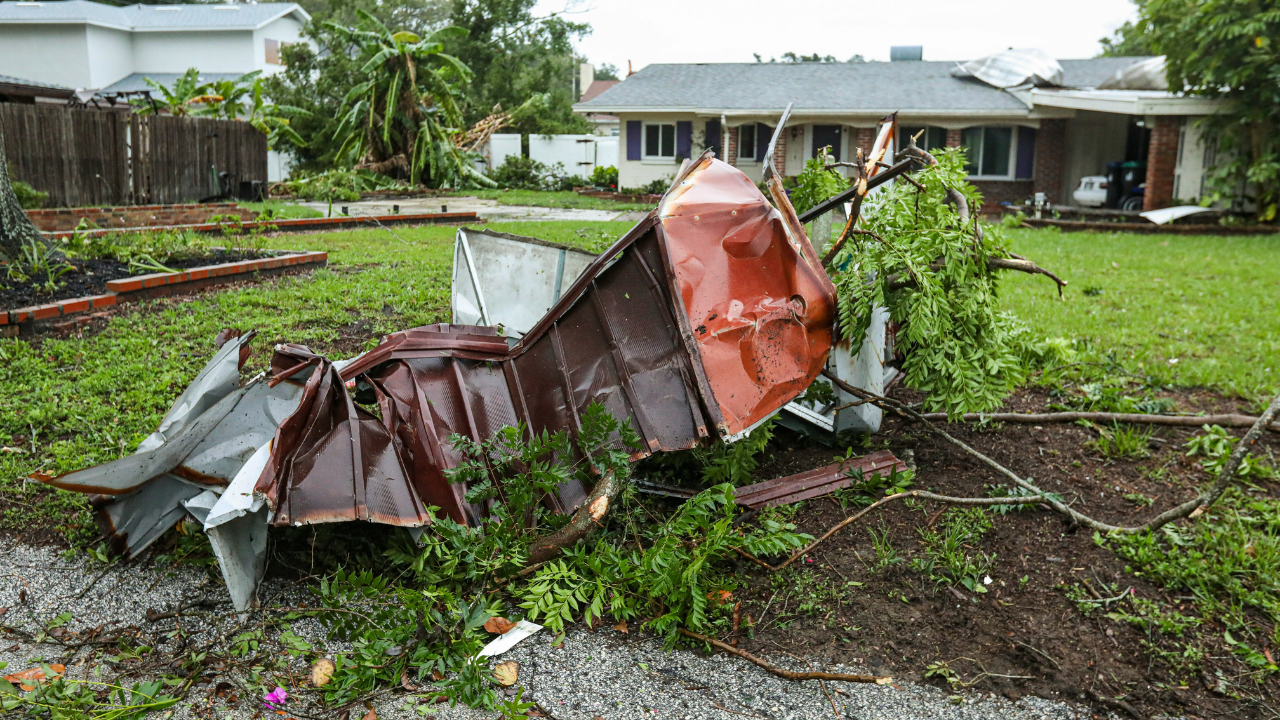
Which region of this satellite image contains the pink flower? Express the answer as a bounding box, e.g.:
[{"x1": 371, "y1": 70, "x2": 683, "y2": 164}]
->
[{"x1": 263, "y1": 687, "x2": 288, "y2": 708}]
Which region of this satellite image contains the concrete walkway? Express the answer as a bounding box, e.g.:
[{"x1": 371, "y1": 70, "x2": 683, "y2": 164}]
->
[{"x1": 299, "y1": 196, "x2": 642, "y2": 223}]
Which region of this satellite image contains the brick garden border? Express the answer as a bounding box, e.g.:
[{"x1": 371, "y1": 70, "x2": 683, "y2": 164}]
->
[{"x1": 1, "y1": 251, "x2": 328, "y2": 338}]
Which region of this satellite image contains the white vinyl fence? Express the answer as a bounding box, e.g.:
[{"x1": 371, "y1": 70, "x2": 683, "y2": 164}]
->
[{"x1": 484, "y1": 134, "x2": 619, "y2": 177}]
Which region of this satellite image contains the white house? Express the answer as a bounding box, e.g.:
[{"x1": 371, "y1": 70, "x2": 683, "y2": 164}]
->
[{"x1": 0, "y1": 0, "x2": 309, "y2": 92}]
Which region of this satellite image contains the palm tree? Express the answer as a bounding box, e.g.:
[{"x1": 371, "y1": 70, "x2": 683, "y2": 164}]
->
[
  {"x1": 245, "y1": 79, "x2": 309, "y2": 150},
  {"x1": 327, "y1": 11, "x2": 493, "y2": 188}
]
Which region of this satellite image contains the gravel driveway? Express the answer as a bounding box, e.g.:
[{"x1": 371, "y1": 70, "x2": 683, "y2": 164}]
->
[{"x1": 0, "y1": 542, "x2": 1117, "y2": 720}]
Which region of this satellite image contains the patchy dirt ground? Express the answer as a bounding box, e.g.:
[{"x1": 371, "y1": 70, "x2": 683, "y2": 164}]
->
[
  {"x1": 730, "y1": 386, "x2": 1280, "y2": 720},
  {"x1": 3, "y1": 385, "x2": 1276, "y2": 719}
]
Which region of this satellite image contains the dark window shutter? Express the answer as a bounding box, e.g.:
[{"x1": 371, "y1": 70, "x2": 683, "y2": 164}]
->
[
  {"x1": 626, "y1": 121, "x2": 642, "y2": 161},
  {"x1": 676, "y1": 121, "x2": 692, "y2": 159},
  {"x1": 704, "y1": 120, "x2": 721, "y2": 157},
  {"x1": 755, "y1": 123, "x2": 772, "y2": 162},
  {"x1": 1016, "y1": 127, "x2": 1036, "y2": 179}
]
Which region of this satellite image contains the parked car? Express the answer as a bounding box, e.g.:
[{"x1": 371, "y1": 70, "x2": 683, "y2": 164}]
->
[{"x1": 1073, "y1": 176, "x2": 1108, "y2": 207}]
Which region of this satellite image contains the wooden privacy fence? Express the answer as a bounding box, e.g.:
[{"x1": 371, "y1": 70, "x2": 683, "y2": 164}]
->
[{"x1": 1, "y1": 104, "x2": 267, "y2": 208}]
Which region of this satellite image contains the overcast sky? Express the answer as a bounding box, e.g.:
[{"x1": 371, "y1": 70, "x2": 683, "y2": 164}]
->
[{"x1": 537, "y1": 0, "x2": 1139, "y2": 73}]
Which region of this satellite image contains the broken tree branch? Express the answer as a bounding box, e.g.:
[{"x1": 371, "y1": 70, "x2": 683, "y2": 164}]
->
[
  {"x1": 819, "y1": 369, "x2": 1280, "y2": 534},
  {"x1": 885, "y1": 256, "x2": 1068, "y2": 296},
  {"x1": 526, "y1": 471, "x2": 618, "y2": 565},
  {"x1": 917, "y1": 410, "x2": 1280, "y2": 434},
  {"x1": 761, "y1": 489, "x2": 1049, "y2": 572},
  {"x1": 678, "y1": 629, "x2": 890, "y2": 684}
]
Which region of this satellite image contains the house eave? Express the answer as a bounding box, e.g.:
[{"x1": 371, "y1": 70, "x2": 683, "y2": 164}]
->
[
  {"x1": 1028, "y1": 89, "x2": 1221, "y2": 116},
  {"x1": 573, "y1": 105, "x2": 1034, "y2": 119}
]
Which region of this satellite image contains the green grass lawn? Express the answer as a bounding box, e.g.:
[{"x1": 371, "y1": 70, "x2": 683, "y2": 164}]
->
[
  {"x1": 442, "y1": 188, "x2": 649, "y2": 212},
  {"x1": 2, "y1": 222, "x2": 1276, "y2": 540},
  {"x1": 0, "y1": 220, "x2": 632, "y2": 540},
  {"x1": 1001, "y1": 227, "x2": 1280, "y2": 404}
]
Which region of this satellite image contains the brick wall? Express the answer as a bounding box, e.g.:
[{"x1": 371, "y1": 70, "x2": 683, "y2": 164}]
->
[
  {"x1": 853, "y1": 128, "x2": 877, "y2": 159},
  {"x1": 971, "y1": 180, "x2": 1035, "y2": 213},
  {"x1": 26, "y1": 203, "x2": 257, "y2": 232},
  {"x1": 946, "y1": 129, "x2": 963, "y2": 148},
  {"x1": 1034, "y1": 119, "x2": 1067, "y2": 204},
  {"x1": 726, "y1": 127, "x2": 738, "y2": 167},
  {"x1": 1144, "y1": 117, "x2": 1180, "y2": 211},
  {"x1": 771, "y1": 128, "x2": 787, "y2": 172}
]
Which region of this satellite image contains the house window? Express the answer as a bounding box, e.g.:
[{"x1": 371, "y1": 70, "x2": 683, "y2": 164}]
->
[
  {"x1": 265, "y1": 39, "x2": 281, "y2": 65},
  {"x1": 644, "y1": 123, "x2": 676, "y2": 158},
  {"x1": 961, "y1": 126, "x2": 1014, "y2": 178},
  {"x1": 899, "y1": 126, "x2": 947, "y2": 152},
  {"x1": 737, "y1": 124, "x2": 756, "y2": 161}
]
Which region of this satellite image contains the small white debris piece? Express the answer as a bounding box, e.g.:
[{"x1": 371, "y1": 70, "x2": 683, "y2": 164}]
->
[
  {"x1": 983, "y1": 575, "x2": 993, "y2": 586},
  {"x1": 477, "y1": 620, "x2": 543, "y2": 657},
  {"x1": 204, "y1": 440, "x2": 271, "y2": 530}
]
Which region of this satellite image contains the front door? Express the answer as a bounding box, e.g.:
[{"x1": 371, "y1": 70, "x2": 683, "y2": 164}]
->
[{"x1": 812, "y1": 125, "x2": 842, "y2": 162}]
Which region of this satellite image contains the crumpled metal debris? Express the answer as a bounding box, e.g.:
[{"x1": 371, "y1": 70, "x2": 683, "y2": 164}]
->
[{"x1": 38, "y1": 150, "x2": 840, "y2": 611}]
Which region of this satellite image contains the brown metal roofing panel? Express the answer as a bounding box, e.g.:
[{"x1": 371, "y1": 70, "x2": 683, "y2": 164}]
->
[
  {"x1": 733, "y1": 450, "x2": 907, "y2": 509},
  {"x1": 660, "y1": 156, "x2": 837, "y2": 437}
]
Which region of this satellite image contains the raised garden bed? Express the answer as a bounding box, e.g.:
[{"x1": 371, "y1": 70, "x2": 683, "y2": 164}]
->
[
  {"x1": 1, "y1": 249, "x2": 327, "y2": 338},
  {"x1": 26, "y1": 202, "x2": 256, "y2": 233}
]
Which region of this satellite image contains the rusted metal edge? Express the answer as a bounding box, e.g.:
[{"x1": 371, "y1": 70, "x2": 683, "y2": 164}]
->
[{"x1": 734, "y1": 450, "x2": 907, "y2": 509}]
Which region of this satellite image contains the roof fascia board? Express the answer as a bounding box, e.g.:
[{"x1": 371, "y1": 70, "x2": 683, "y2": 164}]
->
[
  {"x1": 1029, "y1": 89, "x2": 1219, "y2": 116},
  {"x1": 251, "y1": 6, "x2": 311, "y2": 30}
]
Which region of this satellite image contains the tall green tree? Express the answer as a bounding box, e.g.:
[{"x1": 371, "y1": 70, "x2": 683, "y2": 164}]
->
[
  {"x1": 1140, "y1": 0, "x2": 1280, "y2": 220},
  {"x1": 327, "y1": 11, "x2": 492, "y2": 188},
  {"x1": 446, "y1": 0, "x2": 592, "y2": 134},
  {"x1": 1099, "y1": 1, "x2": 1159, "y2": 56},
  {"x1": 0, "y1": 126, "x2": 45, "y2": 263}
]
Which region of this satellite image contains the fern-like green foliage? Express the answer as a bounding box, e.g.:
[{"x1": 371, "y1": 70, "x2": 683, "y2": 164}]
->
[
  {"x1": 518, "y1": 483, "x2": 810, "y2": 646},
  {"x1": 829, "y1": 148, "x2": 1039, "y2": 417}
]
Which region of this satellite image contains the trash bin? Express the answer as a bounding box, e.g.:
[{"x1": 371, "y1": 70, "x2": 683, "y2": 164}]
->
[{"x1": 1106, "y1": 161, "x2": 1146, "y2": 209}]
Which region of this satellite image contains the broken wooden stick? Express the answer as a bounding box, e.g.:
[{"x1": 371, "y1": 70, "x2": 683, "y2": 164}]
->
[
  {"x1": 917, "y1": 410, "x2": 1280, "y2": 433},
  {"x1": 885, "y1": 256, "x2": 1068, "y2": 296},
  {"x1": 678, "y1": 629, "x2": 890, "y2": 684},
  {"x1": 819, "y1": 369, "x2": 1280, "y2": 534}
]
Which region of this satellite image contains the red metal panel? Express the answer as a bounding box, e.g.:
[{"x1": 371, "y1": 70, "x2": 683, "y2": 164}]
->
[{"x1": 660, "y1": 156, "x2": 837, "y2": 436}]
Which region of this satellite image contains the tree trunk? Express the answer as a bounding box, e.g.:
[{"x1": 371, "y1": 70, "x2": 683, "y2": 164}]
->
[{"x1": 0, "y1": 123, "x2": 45, "y2": 262}]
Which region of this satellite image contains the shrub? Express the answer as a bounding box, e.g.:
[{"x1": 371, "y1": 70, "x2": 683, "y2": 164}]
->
[
  {"x1": 490, "y1": 155, "x2": 550, "y2": 190},
  {"x1": 7, "y1": 165, "x2": 47, "y2": 209},
  {"x1": 589, "y1": 165, "x2": 618, "y2": 189}
]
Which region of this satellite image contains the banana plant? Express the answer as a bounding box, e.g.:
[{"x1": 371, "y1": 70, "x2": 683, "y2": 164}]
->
[
  {"x1": 245, "y1": 77, "x2": 309, "y2": 149},
  {"x1": 132, "y1": 68, "x2": 210, "y2": 116},
  {"x1": 196, "y1": 71, "x2": 263, "y2": 120},
  {"x1": 327, "y1": 10, "x2": 494, "y2": 189}
]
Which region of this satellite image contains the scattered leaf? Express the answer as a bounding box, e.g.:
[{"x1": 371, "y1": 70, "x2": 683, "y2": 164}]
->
[
  {"x1": 613, "y1": 621, "x2": 628, "y2": 634},
  {"x1": 484, "y1": 616, "x2": 517, "y2": 635},
  {"x1": 310, "y1": 658, "x2": 335, "y2": 687},
  {"x1": 706, "y1": 590, "x2": 733, "y2": 605},
  {"x1": 5, "y1": 664, "x2": 64, "y2": 691},
  {"x1": 361, "y1": 708, "x2": 377, "y2": 720},
  {"x1": 492, "y1": 660, "x2": 519, "y2": 686}
]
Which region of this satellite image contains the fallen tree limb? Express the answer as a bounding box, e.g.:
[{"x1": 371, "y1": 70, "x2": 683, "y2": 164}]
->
[
  {"x1": 885, "y1": 256, "x2": 1067, "y2": 296},
  {"x1": 759, "y1": 489, "x2": 1049, "y2": 572},
  {"x1": 526, "y1": 471, "x2": 619, "y2": 565},
  {"x1": 917, "y1": 410, "x2": 1280, "y2": 434},
  {"x1": 678, "y1": 629, "x2": 890, "y2": 684},
  {"x1": 819, "y1": 369, "x2": 1280, "y2": 534}
]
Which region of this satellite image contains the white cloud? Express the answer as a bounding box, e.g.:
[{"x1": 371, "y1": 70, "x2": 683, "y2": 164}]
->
[{"x1": 542, "y1": 0, "x2": 1140, "y2": 73}]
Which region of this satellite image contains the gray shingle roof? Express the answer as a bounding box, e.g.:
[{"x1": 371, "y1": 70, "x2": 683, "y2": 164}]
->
[
  {"x1": 99, "y1": 71, "x2": 247, "y2": 93},
  {"x1": 0, "y1": 72, "x2": 70, "y2": 89},
  {"x1": 0, "y1": 0, "x2": 308, "y2": 31},
  {"x1": 575, "y1": 57, "x2": 1155, "y2": 114}
]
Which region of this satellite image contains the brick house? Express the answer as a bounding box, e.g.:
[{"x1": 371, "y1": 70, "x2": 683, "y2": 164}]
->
[{"x1": 573, "y1": 53, "x2": 1222, "y2": 211}]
